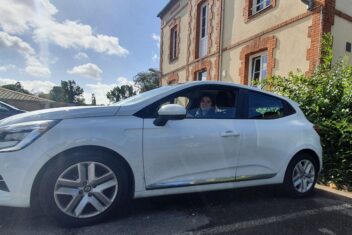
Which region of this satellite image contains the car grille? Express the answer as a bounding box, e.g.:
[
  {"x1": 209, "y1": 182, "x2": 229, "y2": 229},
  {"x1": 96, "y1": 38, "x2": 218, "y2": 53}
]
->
[{"x1": 0, "y1": 175, "x2": 9, "y2": 192}]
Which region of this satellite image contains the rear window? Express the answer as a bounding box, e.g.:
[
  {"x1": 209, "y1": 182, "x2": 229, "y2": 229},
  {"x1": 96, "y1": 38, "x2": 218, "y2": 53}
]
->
[{"x1": 246, "y1": 91, "x2": 295, "y2": 119}]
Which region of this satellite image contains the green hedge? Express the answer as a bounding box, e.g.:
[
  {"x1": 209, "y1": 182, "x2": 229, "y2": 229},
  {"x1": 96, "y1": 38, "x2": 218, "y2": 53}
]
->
[{"x1": 261, "y1": 34, "x2": 352, "y2": 190}]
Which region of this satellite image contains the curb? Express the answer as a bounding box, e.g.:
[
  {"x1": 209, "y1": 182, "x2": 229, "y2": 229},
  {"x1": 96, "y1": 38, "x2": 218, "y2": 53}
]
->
[{"x1": 316, "y1": 184, "x2": 352, "y2": 201}]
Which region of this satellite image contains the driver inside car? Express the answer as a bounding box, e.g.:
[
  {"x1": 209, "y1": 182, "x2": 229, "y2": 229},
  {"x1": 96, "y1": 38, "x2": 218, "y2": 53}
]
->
[{"x1": 191, "y1": 95, "x2": 216, "y2": 118}]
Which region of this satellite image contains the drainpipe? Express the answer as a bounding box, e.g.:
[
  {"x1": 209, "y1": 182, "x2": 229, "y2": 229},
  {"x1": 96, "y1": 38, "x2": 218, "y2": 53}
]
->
[{"x1": 218, "y1": 0, "x2": 225, "y2": 81}]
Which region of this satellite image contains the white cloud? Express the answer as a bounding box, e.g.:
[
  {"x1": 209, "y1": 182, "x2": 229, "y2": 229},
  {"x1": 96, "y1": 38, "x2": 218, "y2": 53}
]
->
[
  {"x1": 0, "y1": 64, "x2": 16, "y2": 72},
  {"x1": 84, "y1": 82, "x2": 116, "y2": 105},
  {"x1": 0, "y1": 31, "x2": 51, "y2": 78},
  {"x1": 0, "y1": 0, "x2": 129, "y2": 56},
  {"x1": 74, "y1": 52, "x2": 89, "y2": 60},
  {"x1": 0, "y1": 0, "x2": 57, "y2": 34},
  {"x1": 34, "y1": 20, "x2": 129, "y2": 56},
  {"x1": 152, "y1": 53, "x2": 159, "y2": 62},
  {"x1": 0, "y1": 78, "x2": 56, "y2": 94},
  {"x1": 116, "y1": 76, "x2": 134, "y2": 86},
  {"x1": 25, "y1": 56, "x2": 51, "y2": 77},
  {"x1": 152, "y1": 34, "x2": 160, "y2": 48},
  {"x1": 84, "y1": 77, "x2": 135, "y2": 105},
  {"x1": 67, "y1": 63, "x2": 103, "y2": 80},
  {"x1": 0, "y1": 31, "x2": 35, "y2": 55}
]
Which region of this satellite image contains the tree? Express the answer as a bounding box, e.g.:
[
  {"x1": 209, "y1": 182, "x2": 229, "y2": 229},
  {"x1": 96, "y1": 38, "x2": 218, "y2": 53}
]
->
[
  {"x1": 61, "y1": 80, "x2": 85, "y2": 104},
  {"x1": 49, "y1": 86, "x2": 66, "y2": 102},
  {"x1": 38, "y1": 92, "x2": 51, "y2": 100},
  {"x1": 43, "y1": 80, "x2": 84, "y2": 104},
  {"x1": 106, "y1": 85, "x2": 136, "y2": 103},
  {"x1": 133, "y1": 69, "x2": 160, "y2": 93},
  {"x1": 2, "y1": 82, "x2": 31, "y2": 94},
  {"x1": 91, "y1": 93, "x2": 97, "y2": 106}
]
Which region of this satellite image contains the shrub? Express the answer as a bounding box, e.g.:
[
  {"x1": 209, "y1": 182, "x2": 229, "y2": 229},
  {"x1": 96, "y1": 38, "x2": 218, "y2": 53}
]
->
[{"x1": 261, "y1": 34, "x2": 352, "y2": 189}]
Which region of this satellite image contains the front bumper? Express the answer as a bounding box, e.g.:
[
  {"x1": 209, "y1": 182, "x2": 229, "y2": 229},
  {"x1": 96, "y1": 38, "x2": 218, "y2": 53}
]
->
[{"x1": 0, "y1": 146, "x2": 50, "y2": 208}]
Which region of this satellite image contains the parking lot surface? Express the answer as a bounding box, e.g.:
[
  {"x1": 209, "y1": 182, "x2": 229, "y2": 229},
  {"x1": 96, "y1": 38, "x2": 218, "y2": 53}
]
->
[{"x1": 1, "y1": 186, "x2": 351, "y2": 235}]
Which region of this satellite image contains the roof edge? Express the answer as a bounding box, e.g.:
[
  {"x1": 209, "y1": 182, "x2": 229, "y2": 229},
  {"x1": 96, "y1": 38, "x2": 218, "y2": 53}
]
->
[
  {"x1": 0, "y1": 87, "x2": 56, "y2": 103},
  {"x1": 157, "y1": 0, "x2": 178, "y2": 18}
]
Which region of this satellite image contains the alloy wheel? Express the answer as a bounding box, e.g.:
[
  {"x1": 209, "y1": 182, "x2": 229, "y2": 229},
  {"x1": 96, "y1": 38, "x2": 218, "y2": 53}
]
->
[
  {"x1": 54, "y1": 162, "x2": 118, "y2": 218},
  {"x1": 292, "y1": 159, "x2": 316, "y2": 193}
]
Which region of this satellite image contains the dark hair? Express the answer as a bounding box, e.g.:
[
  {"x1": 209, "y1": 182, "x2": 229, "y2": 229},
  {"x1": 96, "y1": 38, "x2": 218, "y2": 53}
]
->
[{"x1": 200, "y1": 95, "x2": 214, "y2": 106}]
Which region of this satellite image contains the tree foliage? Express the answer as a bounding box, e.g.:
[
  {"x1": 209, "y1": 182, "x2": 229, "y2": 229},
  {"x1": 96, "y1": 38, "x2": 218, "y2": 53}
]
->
[
  {"x1": 49, "y1": 86, "x2": 66, "y2": 103},
  {"x1": 261, "y1": 34, "x2": 352, "y2": 189},
  {"x1": 2, "y1": 82, "x2": 31, "y2": 94},
  {"x1": 133, "y1": 69, "x2": 160, "y2": 93},
  {"x1": 106, "y1": 85, "x2": 136, "y2": 103},
  {"x1": 40, "y1": 80, "x2": 85, "y2": 104},
  {"x1": 61, "y1": 80, "x2": 85, "y2": 104}
]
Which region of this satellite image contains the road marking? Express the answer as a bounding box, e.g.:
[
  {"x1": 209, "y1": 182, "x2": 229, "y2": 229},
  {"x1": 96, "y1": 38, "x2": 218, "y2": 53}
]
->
[
  {"x1": 178, "y1": 204, "x2": 352, "y2": 235},
  {"x1": 318, "y1": 228, "x2": 336, "y2": 235}
]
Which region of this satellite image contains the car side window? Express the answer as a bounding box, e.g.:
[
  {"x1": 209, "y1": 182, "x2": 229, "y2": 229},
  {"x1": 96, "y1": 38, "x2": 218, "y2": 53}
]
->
[
  {"x1": 246, "y1": 91, "x2": 285, "y2": 119},
  {"x1": 155, "y1": 86, "x2": 238, "y2": 119},
  {"x1": 136, "y1": 85, "x2": 239, "y2": 119}
]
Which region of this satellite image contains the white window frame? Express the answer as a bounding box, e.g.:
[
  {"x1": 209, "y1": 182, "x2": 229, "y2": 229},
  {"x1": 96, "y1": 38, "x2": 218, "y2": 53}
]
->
[
  {"x1": 199, "y1": 2, "x2": 208, "y2": 58},
  {"x1": 197, "y1": 70, "x2": 208, "y2": 81},
  {"x1": 248, "y1": 51, "x2": 268, "y2": 87},
  {"x1": 252, "y1": 0, "x2": 271, "y2": 15},
  {"x1": 170, "y1": 26, "x2": 178, "y2": 60}
]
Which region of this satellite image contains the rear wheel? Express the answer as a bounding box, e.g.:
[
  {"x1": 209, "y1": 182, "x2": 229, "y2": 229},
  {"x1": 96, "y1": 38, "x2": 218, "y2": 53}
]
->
[
  {"x1": 283, "y1": 153, "x2": 318, "y2": 197},
  {"x1": 39, "y1": 150, "x2": 131, "y2": 226}
]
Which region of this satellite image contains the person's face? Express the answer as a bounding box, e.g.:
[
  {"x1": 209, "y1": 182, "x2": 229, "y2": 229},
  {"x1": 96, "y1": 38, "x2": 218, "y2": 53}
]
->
[{"x1": 200, "y1": 96, "x2": 212, "y2": 110}]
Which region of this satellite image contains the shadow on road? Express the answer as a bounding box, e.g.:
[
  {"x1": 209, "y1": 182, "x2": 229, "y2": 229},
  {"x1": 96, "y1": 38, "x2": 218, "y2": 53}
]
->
[{"x1": 0, "y1": 185, "x2": 349, "y2": 234}]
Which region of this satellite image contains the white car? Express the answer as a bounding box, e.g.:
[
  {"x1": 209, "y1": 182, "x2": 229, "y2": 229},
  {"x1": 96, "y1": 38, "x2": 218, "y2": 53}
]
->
[{"x1": 0, "y1": 81, "x2": 322, "y2": 226}]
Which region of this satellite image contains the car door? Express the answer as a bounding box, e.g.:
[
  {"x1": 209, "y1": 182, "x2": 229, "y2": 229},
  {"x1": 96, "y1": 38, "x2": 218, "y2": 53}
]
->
[
  {"x1": 235, "y1": 89, "x2": 297, "y2": 181},
  {"x1": 142, "y1": 85, "x2": 242, "y2": 189}
]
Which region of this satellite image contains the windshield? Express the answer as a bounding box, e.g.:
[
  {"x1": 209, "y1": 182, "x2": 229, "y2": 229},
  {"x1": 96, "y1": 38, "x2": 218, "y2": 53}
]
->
[{"x1": 114, "y1": 85, "x2": 177, "y2": 106}]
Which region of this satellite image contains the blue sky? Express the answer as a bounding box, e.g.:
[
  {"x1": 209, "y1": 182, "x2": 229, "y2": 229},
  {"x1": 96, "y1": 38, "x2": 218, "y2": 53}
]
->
[{"x1": 0, "y1": 0, "x2": 168, "y2": 104}]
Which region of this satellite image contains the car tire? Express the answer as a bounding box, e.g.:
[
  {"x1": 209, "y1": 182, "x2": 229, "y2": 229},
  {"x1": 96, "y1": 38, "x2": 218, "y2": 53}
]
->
[
  {"x1": 283, "y1": 153, "x2": 318, "y2": 198},
  {"x1": 38, "y1": 149, "x2": 131, "y2": 227}
]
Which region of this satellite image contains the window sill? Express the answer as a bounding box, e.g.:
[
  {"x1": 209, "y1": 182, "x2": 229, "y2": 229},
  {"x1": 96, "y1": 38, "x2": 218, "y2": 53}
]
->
[{"x1": 169, "y1": 57, "x2": 179, "y2": 64}]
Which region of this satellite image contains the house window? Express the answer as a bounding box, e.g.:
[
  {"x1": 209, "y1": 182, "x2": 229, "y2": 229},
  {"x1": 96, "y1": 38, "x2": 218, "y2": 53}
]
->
[
  {"x1": 198, "y1": 2, "x2": 208, "y2": 58},
  {"x1": 197, "y1": 70, "x2": 208, "y2": 81},
  {"x1": 249, "y1": 52, "x2": 267, "y2": 86},
  {"x1": 170, "y1": 26, "x2": 178, "y2": 61},
  {"x1": 252, "y1": 0, "x2": 271, "y2": 15},
  {"x1": 346, "y1": 42, "x2": 352, "y2": 53}
]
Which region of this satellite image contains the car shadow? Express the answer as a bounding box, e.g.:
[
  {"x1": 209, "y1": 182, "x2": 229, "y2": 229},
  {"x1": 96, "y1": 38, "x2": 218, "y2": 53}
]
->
[{"x1": 0, "y1": 185, "x2": 339, "y2": 232}]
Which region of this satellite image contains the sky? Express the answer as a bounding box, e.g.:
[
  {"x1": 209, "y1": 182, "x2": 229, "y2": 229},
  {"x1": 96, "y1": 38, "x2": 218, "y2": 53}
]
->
[{"x1": 0, "y1": 0, "x2": 168, "y2": 104}]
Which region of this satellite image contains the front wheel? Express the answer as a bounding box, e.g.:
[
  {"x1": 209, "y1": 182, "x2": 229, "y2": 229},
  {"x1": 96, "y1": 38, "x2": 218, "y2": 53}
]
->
[
  {"x1": 38, "y1": 151, "x2": 130, "y2": 226},
  {"x1": 283, "y1": 153, "x2": 318, "y2": 198}
]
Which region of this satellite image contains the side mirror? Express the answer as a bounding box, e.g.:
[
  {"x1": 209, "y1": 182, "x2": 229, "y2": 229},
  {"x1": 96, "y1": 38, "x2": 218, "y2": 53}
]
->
[{"x1": 154, "y1": 104, "x2": 187, "y2": 126}]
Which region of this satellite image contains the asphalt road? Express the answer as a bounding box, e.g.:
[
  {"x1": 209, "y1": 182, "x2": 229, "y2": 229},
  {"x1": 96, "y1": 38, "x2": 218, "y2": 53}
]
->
[{"x1": 1, "y1": 186, "x2": 352, "y2": 235}]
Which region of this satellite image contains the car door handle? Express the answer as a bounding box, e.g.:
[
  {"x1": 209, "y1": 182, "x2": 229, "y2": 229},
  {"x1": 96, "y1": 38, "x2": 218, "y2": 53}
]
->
[{"x1": 220, "y1": 130, "x2": 240, "y2": 137}]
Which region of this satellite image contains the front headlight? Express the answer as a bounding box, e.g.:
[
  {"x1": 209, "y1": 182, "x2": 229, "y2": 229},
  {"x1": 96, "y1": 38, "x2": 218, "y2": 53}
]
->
[{"x1": 0, "y1": 120, "x2": 60, "y2": 152}]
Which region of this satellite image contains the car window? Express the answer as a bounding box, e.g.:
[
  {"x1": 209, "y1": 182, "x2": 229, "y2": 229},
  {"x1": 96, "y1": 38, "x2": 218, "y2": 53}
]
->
[
  {"x1": 246, "y1": 91, "x2": 285, "y2": 119},
  {"x1": 0, "y1": 103, "x2": 9, "y2": 112},
  {"x1": 142, "y1": 85, "x2": 238, "y2": 119}
]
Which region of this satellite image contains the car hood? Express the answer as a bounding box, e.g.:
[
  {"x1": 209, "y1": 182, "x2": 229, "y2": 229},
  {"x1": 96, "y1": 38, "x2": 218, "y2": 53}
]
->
[{"x1": 0, "y1": 105, "x2": 120, "y2": 126}]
